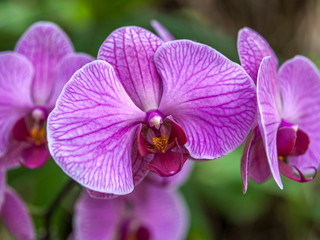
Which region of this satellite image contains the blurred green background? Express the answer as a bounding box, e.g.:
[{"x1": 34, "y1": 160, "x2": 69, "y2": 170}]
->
[{"x1": 1, "y1": 0, "x2": 320, "y2": 239}]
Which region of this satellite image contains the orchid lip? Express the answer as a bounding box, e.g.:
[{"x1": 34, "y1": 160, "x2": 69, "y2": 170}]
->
[
  {"x1": 137, "y1": 117, "x2": 188, "y2": 177},
  {"x1": 277, "y1": 119, "x2": 310, "y2": 158},
  {"x1": 279, "y1": 160, "x2": 317, "y2": 183}
]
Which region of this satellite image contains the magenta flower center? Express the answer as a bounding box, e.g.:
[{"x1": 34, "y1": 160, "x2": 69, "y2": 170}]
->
[
  {"x1": 276, "y1": 120, "x2": 310, "y2": 160},
  {"x1": 276, "y1": 119, "x2": 316, "y2": 182},
  {"x1": 137, "y1": 111, "x2": 189, "y2": 177},
  {"x1": 12, "y1": 107, "x2": 47, "y2": 146}
]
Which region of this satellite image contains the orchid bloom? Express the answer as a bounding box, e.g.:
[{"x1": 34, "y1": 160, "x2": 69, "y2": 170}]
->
[
  {"x1": 0, "y1": 169, "x2": 35, "y2": 240},
  {"x1": 47, "y1": 26, "x2": 256, "y2": 195},
  {"x1": 0, "y1": 22, "x2": 93, "y2": 169},
  {"x1": 73, "y1": 181, "x2": 189, "y2": 240},
  {"x1": 238, "y1": 27, "x2": 320, "y2": 192}
]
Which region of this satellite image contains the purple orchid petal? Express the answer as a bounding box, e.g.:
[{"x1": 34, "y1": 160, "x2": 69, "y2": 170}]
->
[
  {"x1": 248, "y1": 135, "x2": 271, "y2": 183},
  {"x1": 155, "y1": 40, "x2": 256, "y2": 159},
  {"x1": 87, "y1": 138, "x2": 151, "y2": 199},
  {"x1": 241, "y1": 130, "x2": 254, "y2": 194},
  {"x1": 20, "y1": 144, "x2": 50, "y2": 169},
  {"x1": 47, "y1": 60, "x2": 146, "y2": 194},
  {"x1": 75, "y1": 182, "x2": 189, "y2": 240},
  {"x1": 1, "y1": 187, "x2": 35, "y2": 240},
  {"x1": 98, "y1": 26, "x2": 164, "y2": 111},
  {"x1": 278, "y1": 56, "x2": 320, "y2": 173},
  {"x1": 241, "y1": 123, "x2": 271, "y2": 193},
  {"x1": 131, "y1": 183, "x2": 189, "y2": 240},
  {"x1": 0, "y1": 52, "x2": 33, "y2": 156},
  {"x1": 147, "y1": 160, "x2": 194, "y2": 189},
  {"x1": 237, "y1": 27, "x2": 278, "y2": 84},
  {"x1": 276, "y1": 127, "x2": 297, "y2": 157},
  {"x1": 151, "y1": 20, "x2": 175, "y2": 42},
  {"x1": 15, "y1": 21, "x2": 74, "y2": 105},
  {"x1": 257, "y1": 56, "x2": 282, "y2": 188},
  {"x1": 279, "y1": 161, "x2": 317, "y2": 182},
  {"x1": 48, "y1": 53, "x2": 94, "y2": 110},
  {"x1": 74, "y1": 192, "x2": 120, "y2": 240},
  {"x1": 0, "y1": 141, "x2": 30, "y2": 169}
]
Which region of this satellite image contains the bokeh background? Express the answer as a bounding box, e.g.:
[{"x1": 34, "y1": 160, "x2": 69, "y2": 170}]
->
[{"x1": 1, "y1": 0, "x2": 320, "y2": 239}]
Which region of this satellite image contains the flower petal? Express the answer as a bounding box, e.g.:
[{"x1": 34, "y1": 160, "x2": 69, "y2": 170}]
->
[
  {"x1": 47, "y1": 53, "x2": 94, "y2": 110},
  {"x1": 98, "y1": 26, "x2": 164, "y2": 111},
  {"x1": 151, "y1": 20, "x2": 175, "y2": 42},
  {"x1": 248, "y1": 135, "x2": 271, "y2": 183},
  {"x1": 87, "y1": 138, "x2": 151, "y2": 199},
  {"x1": 237, "y1": 27, "x2": 278, "y2": 84},
  {"x1": 1, "y1": 187, "x2": 35, "y2": 240},
  {"x1": 20, "y1": 144, "x2": 50, "y2": 169},
  {"x1": 147, "y1": 160, "x2": 194, "y2": 189},
  {"x1": 278, "y1": 56, "x2": 320, "y2": 172},
  {"x1": 131, "y1": 183, "x2": 189, "y2": 240},
  {"x1": 257, "y1": 56, "x2": 282, "y2": 188},
  {"x1": 279, "y1": 161, "x2": 316, "y2": 183},
  {"x1": 15, "y1": 21, "x2": 74, "y2": 105},
  {"x1": 0, "y1": 141, "x2": 30, "y2": 169},
  {"x1": 74, "y1": 192, "x2": 120, "y2": 240},
  {"x1": 241, "y1": 124, "x2": 271, "y2": 193},
  {"x1": 47, "y1": 60, "x2": 146, "y2": 194},
  {"x1": 0, "y1": 52, "x2": 33, "y2": 156},
  {"x1": 241, "y1": 130, "x2": 254, "y2": 194},
  {"x1": 155, "y1": 40, "x2": 256, "y2": 159}
]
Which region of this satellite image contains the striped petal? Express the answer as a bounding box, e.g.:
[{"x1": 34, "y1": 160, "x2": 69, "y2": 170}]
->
[
  {"x1": 155, "y1": 40, "x2": 256, "y2": 159},
  {"x1": 98, "y1": 26, "x2": 164, "y2": 111},
  {"x1": 257, "y1": 56, "x2": 282, "y2": 188},
  {"x1": 15, "y1": 21, "x2": 74, "y2": 105},
  {"x1": 47, "y1": 53, "x2": 94, "y2": 110},
  {"x1": 87, "y1": 139, "x2": 152, "y2": 199},
  {"x1": 237, "y1": 27, "x2": 278, "y2": 84},
  {"x1": 47, "y1": 60, "x2": 146, "y2": 194},
  {"x1": 0, "y1": 52, "x2": 33, "y2": 156}
]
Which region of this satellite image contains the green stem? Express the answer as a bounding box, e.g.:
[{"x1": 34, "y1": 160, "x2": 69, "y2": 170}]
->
[{"x1": 40, "y1": 178, "x2": 77, "y2": 240}]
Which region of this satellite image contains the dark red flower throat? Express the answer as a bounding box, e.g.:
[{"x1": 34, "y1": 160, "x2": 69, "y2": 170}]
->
[{"x1": 138, "y1": 111, "x2": 188, "y2": 177}]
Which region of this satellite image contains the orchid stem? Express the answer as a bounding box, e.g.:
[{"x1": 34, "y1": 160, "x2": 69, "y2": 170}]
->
[{"x1": 41, "y1": 178, "x2": 78, "y2": 240}]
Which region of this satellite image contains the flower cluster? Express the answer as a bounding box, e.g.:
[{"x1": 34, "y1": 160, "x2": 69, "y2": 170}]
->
[
  {"x1": 0, "y1": 19, "x2": 319, "y2": 240},
  {"x1": 238, "y1": 28, "x2": 320, "y2": 193}
]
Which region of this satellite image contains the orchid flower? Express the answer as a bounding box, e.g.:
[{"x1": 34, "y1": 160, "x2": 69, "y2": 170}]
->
[
  {"x1": 47, "y1": 26, "x2": 256, "y2": 195},
  {"x1": 73, "y1": 181, "x2": 189, "y2": 240},
  {"x1": 238, "y1": 27, "x2": 320, "y2": 192},
  {"x1": 0, "y1": 169, "x2": 35, "y2": 240},
  {"x1": 0, "y1": 22, "x2": 93, "y2": 169}
]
